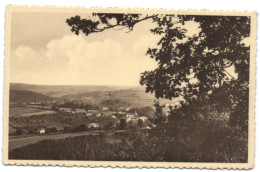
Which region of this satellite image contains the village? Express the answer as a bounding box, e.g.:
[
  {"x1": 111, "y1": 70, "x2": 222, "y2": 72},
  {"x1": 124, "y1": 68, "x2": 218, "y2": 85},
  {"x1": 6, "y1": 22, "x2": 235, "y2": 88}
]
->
[{"x1": 8, "y1": 99, "x2": 162, "y2": 137}]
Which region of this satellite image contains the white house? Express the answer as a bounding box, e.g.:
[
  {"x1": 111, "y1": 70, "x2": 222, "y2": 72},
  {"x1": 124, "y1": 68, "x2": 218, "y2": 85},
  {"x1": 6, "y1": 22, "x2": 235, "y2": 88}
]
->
[
  {"x1": 102, "y1": 107, "x2": 109, "y2": 111},
  {"x1": 126, "y1": 111, "x2": 138, "y2": 119},
  {"x1": 87, "y1": 123, "x2": 99, "y2": 129},
  {"x1": 111, "y1": 115, "x2": 117, "y2": 119},
  {"x1": 138, "y1": 116, "x2": 148, "y2": 122},
  {"x1": 86, "y1": 113, "x2": 93, "y2": 117},
  {"x1": 37, "y1": 128, "x2": 46, "y2": 134},
  {"x1": 96, "y1": 113, "x2": 102, "y2": 117},
  {"x1": 125, "y1": 107, "x2": 132, "y2": 112},
  {"x1": 76, "y1": 109, "x2": 87, "y2": 113}
]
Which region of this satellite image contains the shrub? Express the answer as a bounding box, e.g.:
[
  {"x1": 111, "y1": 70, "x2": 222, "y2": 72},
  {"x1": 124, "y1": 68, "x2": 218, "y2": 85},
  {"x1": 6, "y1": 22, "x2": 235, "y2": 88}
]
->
[
  {"x1": 15, "y1": 129, "x2": 23, "y2": 135},
  {"x1": 73, "y1": 124, "x2": 87, "y2": 132}
]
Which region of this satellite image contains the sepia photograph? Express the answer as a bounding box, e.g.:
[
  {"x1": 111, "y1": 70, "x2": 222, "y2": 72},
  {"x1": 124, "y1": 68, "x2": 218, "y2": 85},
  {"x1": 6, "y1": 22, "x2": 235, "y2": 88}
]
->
[{"x1": 3, "y1": 6, "x2": 256, "y2": 169}]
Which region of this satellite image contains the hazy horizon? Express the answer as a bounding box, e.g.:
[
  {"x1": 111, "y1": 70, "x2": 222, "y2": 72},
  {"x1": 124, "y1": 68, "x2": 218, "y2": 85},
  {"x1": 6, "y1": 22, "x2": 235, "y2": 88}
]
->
[{"x1": 10, "y1": 82, "x2": 145, "y2": 87}]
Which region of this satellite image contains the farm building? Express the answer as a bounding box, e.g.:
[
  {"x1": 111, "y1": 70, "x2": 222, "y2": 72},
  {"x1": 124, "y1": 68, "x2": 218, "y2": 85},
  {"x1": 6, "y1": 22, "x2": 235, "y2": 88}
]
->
[
  {"x1": 126, "y1": 111, "x2": 138, "y2": 119},
  {"x1": 96, "y1": 113, "x2": 102, "y2": 117},
  {"x1": 138, "y1": 116, "x2": 150, "y2": 127},
  {"x1": 87, "y1": 123, "x2": 99, "y2": 129},
  {"x1": 102, "y1": 107, "x2": 109, "y2": 111},
  {"x1": 86, "y1": 113, "x2": 93, "y2": 117},
  {"x1": 144, "y1": 126, "x2": 152, "y2": 130},
  {"x1": 111, "y1": 115, "x2": 117, "y2": 119},
  {"x1": 125, "y1": 107, "x2": 132, "y2": 112},
  {"x1": 138, "y1": 116, "x2": 148, "y2": 123},
  {"x1": 36, "y1": 127, "x2": 46, "y2": 134},
  {"x1": 116, "y1": 111, "x2": 127, "y2": 118},
  {"x1": 76, "y1": 108, "x2": 86, "y2": 114}
]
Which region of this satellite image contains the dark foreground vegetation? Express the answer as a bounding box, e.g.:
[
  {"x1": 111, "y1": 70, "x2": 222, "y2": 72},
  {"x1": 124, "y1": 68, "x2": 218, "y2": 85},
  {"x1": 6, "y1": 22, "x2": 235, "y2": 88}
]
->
[{"x1": 9, "y1": 96, "x2": 248, "y2": 162}]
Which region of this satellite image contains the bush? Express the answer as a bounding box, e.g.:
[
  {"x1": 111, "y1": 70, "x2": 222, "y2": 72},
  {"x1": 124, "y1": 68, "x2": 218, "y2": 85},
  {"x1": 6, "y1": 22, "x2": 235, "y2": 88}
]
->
[
  {"x1": 120, "y1": 119, "x2": 127, "y2": 130},
  {"x1": 73, "y1": 124, "x2": 87, "y2": 132},
  {"x1": 15, "y1": 129, "x2": 23, "y2": 135},
  {"x1": 49, "y1": 127, "x2": 57, "y2": 133}
]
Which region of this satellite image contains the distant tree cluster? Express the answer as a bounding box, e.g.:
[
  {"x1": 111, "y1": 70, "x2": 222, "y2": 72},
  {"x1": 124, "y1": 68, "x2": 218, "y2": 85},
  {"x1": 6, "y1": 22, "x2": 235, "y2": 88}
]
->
[{"x1": 52, "y1": 100, "x2": 99, "y2": 111}]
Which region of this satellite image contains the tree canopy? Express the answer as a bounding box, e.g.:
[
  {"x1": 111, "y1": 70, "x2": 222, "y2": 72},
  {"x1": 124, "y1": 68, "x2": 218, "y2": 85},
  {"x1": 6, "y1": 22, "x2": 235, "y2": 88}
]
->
[{"x1": 66, "y1": 13, "x2": 250, "y2": 124}]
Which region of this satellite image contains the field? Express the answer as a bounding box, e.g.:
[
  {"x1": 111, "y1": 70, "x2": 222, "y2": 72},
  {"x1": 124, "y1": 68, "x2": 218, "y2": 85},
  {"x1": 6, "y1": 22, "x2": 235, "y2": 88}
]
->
[
  {"x1": 10, "y1": 111, "x2": 116, "y2": 130},
  {"x1": 9, "y1": 130, "x2": 105, "y2": 151},
  {"x1": 9, "y1": 106, "x2": 55, "y2": 117}
]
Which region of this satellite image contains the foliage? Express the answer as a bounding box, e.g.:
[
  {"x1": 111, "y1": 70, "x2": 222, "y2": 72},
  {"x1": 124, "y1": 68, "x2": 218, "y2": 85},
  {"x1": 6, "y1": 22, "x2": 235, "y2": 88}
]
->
[
  {"x1": 67, "y1": 14, "x2": 250, "y2": 125},
  {"x1": 9, "y1": 114, "x2": 247, "y2": 162},
  {"x1": 120, "y1": 119, "x2": 127, "y2": 130},
  {"x1": 15, "y1": 129, "x2": 23, "y2": 135},
  {"x1": 10, "y1": 89, "x2": 53, "y2": 103},
  {"x1": 49, "y1": 127, "x2": 58, "y2": 133},
  {"x1": 100, "y1": 99, "x2": 130, "y2": 107},
  {"x1": 128, "y1": 106, "x2": 155, "y2": 119},
  {"x1": 73, "y1": 124, "x2": 87, "y2": 132}
]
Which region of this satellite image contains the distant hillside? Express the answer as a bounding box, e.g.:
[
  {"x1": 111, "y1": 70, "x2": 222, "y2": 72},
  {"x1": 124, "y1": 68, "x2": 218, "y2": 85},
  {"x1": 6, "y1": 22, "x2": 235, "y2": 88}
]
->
[
  {"x1": 10, "y1": 83, "x2": 132, "y2": 97},
  {"x1": 9, "y1": 90, "x2": 54, "y2": 103},
  {"x1": 57, "y1": 87, "x2": 171, "y2": 107},
  {"x1": 100, "y1": 99, "x2": 131, "y2": 107},
  {"x1": 9, "y1": 83, "x2": 175, "y2": 107}
]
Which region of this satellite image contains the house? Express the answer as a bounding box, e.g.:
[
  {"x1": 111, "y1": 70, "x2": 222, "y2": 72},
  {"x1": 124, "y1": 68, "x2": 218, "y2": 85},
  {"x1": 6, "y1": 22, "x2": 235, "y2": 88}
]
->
[
  {"x1": 87, "y1": 110, "x2": 99, "y2": 114},
  {"x1": 37, "y1": 127, "x2": 46, "y2": 134},
  {"x1": 138, "y1": 116, "x2": 148, "y2": 123},
  {"x1": 126, "y1": 111, "x2": 138, "y2": 119},
  {"x1": 96, "y1": 113, "x2": 102, "y2": 117},
  {"x1": 102, "y1": 107, "x2": 109, "y2": 111},
  {"x1": 111, "y1": 115, "x2": 117, "y2": 119},
  {"x1": 144, "y1": 126, "x2": 152, "y2": 130},
  {"x1": 125, "y1": 107, "x2": 132, "y2": 112},
  {"x1": 87, "y1": 123, "x2": 99, "y2": 129},
  {"x1": 76, "y1": 109, "x2": 87, "y2": 114},
  {"x1": 86, "y1": 113, "x2": 93, "y2": 117}
]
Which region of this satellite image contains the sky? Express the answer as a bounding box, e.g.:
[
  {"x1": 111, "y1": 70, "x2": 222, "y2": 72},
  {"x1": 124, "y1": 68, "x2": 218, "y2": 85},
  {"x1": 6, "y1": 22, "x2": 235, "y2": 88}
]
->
[
  {"x1": 10, "y1": 12, "x2": 241, "y2": 86},
  {"x1": 10, "y1": 12, "x2": 166, "y2": 86}
]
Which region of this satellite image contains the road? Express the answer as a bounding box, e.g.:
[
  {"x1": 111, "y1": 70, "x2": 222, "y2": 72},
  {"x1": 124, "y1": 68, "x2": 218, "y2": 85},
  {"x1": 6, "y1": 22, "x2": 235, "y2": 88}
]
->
[{"x1": 9, "y1": 131, "x2": 103, "y2": 151}]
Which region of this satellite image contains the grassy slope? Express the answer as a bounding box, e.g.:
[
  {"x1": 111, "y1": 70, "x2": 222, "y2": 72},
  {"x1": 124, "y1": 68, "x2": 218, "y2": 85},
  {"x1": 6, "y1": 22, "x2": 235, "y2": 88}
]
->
[{"x1": 10, "y1": 90, "x2": 54, "y2": 103}]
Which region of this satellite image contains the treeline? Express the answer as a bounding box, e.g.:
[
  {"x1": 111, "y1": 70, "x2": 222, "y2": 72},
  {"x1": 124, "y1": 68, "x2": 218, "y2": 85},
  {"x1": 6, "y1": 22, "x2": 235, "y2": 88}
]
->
[{"x1": 52, "y1": 101, "x2": 99, "y2": 111}]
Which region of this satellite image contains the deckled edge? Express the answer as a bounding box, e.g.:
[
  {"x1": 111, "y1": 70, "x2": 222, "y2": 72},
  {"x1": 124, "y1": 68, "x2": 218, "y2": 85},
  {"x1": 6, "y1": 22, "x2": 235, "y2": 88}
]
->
[{"x1": 2, "y1": 5, "x2": 257, "y2": 169}]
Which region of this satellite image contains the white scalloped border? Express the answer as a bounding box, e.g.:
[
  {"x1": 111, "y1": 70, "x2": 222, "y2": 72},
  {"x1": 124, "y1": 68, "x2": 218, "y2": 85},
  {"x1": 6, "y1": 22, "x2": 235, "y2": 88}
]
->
[{"x1": 3, "y1": 5, "x2": 257, "y2": 169}]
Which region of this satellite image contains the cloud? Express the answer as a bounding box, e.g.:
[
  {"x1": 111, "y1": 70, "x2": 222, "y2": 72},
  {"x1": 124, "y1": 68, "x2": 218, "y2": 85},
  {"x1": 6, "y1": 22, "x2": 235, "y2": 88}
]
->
[
  {"x1": 46, "y1": 34, "x2": 122, "y2": 69},
  {"x1": 10, "y1": 34, "x2": 158, "y2": 85}
]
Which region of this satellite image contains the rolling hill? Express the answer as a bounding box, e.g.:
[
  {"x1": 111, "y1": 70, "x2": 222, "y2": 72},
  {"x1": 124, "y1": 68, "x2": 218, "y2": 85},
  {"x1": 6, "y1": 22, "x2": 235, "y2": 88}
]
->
[
  {"x1": 9, "y1": 83, "x2": 175, "y2": 107},
  {"x1": 10, "y1": 83, "x2": 132, "y2": 97},
  {"x1": 9, "y1": 90, "x2": 54, "y2": 103}
]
